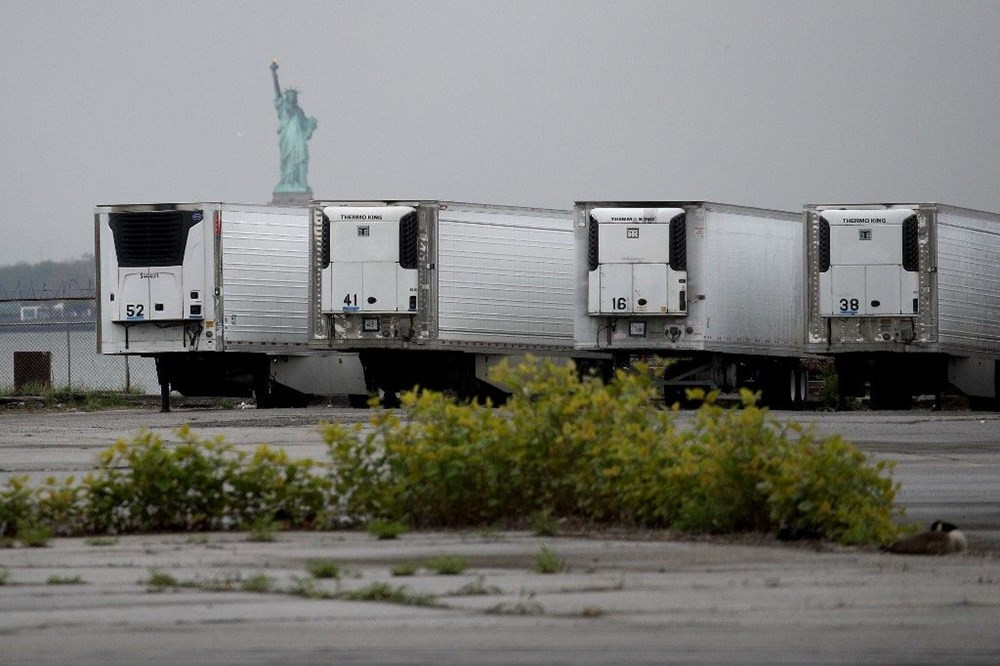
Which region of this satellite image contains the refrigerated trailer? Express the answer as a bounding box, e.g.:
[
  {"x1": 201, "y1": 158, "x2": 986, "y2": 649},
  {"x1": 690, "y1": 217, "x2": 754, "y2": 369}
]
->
[
  {"x1": 574, "y1": 201, "x2": 808, "y2": 406},
  {"x1": 309, "y1": 200, "x2": 605, "y2": 403},
  {"x1": 96, "y1": 202, "x2": 366, "y2": 410},
  {"x1": 806, "y1": 203, "x2": 1000, "y2": 408}
]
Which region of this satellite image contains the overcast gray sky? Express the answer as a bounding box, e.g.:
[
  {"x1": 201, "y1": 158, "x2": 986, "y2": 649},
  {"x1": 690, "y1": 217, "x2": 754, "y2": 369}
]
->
[{"x1": 2, "y1": 0, "x2": 998, "y2": 267}]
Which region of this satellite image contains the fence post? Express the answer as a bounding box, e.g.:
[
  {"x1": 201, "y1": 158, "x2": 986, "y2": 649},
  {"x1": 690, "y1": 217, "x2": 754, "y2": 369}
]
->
[{"x1": 66, "y1": 319, "x2": 72, "y2": 391}]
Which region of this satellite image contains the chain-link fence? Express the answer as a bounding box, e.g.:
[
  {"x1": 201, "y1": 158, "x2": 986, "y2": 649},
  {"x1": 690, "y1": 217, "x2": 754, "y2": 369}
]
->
[{"x1": 0, "y1": 298, "x2": 158, "y2": 394}]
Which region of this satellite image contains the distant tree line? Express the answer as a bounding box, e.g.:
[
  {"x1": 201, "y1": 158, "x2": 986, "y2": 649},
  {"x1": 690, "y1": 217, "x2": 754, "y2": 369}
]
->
[{"x1": 0, "y1": 255, "x2": 95, "y2": 301}]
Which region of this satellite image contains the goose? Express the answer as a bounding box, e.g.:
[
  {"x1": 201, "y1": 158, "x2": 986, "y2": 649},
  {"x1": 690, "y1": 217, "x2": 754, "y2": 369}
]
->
[{"x1": 887, "y1": 520, "x2": 967, "y2": 555}]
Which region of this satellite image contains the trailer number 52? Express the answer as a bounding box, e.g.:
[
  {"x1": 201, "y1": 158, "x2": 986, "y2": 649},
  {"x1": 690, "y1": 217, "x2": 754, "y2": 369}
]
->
[
  {"x1": 839, "y1": 298, "x2": 859, "y2": 313},
  {"x1": 126, "y1": 304, "x2": 145, "y2": 318}
]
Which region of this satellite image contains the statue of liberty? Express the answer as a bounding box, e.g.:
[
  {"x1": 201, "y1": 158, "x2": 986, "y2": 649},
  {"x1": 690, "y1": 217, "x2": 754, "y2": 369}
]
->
[{"x1": 270, "y1": 61, "x2": 318, "y2": 197}]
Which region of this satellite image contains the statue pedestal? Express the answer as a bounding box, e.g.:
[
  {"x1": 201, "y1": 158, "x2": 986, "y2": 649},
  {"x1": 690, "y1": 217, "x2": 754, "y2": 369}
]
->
[{"x1": 271, "y1": 190, "x2": 313, "y2": 206}]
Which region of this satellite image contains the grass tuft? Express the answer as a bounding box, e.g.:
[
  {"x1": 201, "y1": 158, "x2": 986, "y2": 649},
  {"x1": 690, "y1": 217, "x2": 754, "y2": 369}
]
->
[
  {"x1": 531, "y1": 546, "x2": 563, "y2": 574},
  {"x1": 425, "y1": 555, "x2": 467, "y2": 575},
  {"x1": 367, "y1": 520, "x2": 406, "y2": 540},
  {"x1": 304, "y1": 559, "x2": 340, "y2": 579},
  {"x1": 390, "y1": 563, "x2": 418, "y2": 577}
]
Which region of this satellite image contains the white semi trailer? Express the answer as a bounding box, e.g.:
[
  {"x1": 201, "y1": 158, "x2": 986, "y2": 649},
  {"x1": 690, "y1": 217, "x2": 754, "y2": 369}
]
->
[
  {"x1": 309, "y1": 200, "x2": 604, "y2": 404},
  {"x1": 96, "y1": 202, "x2": 366, "y2": 410},
  {"x1": 574, "y1": 201, "x2": 808, "y2": 406},
  {"x1": 805, "y1": 203, "x2": 1000, "y2": 408}
]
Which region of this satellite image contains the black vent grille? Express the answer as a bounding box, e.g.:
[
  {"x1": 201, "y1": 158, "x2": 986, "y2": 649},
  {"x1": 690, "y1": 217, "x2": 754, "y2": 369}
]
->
[
  {"x1": 902, "y1": 215, "x2": 919, "y2": 272},
  {"x1": 321, "y1": 213, "x2": 331, "y2": 268},
  {"x1": 588, "y1": 215, "x2": 599, "y2": 271},
  {"x1": 398, "y1": 212, "x2": 419, "y2": 269},
  {"x1": 669, "y1": 213, "x2": 687, "y2": 270},
  {"x1": 818, "y1": 218, "x2": 831, "y2": 272},
  {"x1": 108, "y1": 210, "x2": 201, "y2": 268}
]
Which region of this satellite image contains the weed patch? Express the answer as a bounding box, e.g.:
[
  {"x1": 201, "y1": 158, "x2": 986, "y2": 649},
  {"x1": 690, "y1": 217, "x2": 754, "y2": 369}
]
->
[
  {"x1": 304, "y1": 559, "x2": 340, "y2": 579},
  {"x1": 367, "y1": 520, "x2": 406, "y2": 540},
  {"x1": 451, "y1": 575, "x2": 501, "y2": 596},
  {"x1": 487, "y1": 591, "x2": 544, "y2": 616},
  {"x1": 241, "y1": 573, "x2": 274, "y2": 593},
  {"x1": 47, "y1": 575, "x2": 85, "y2": 585},
  {"x1": 425, "y1": 555, "x2": 467, "y2": 575},
  {"x1": 144, "y1": 569, "x2": 181, "y2": 592},
  {"x1": 531, "y1": 546, "x2": 563, "y2": 574},
  {"x1": 17, "y1": 524, "x2": 52, "y2": 547},
  {"x1": 340, "y1": 582, "x2": 439, "y2": 607}
]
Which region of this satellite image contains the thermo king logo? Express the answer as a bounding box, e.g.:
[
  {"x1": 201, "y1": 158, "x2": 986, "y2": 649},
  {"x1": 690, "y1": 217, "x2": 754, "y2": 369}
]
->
[
  {"x1": 357, "y1": 226, "x2": 370, "y2": 237},
  {"x1": 627, "y1": 227, "x2": 640, "y2": 239}
]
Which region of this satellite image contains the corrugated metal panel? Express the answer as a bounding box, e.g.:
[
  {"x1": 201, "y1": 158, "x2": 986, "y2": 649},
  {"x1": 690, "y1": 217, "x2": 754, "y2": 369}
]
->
[
  {"x1": 699, "y1": 209, "x2": 805, "y2": 352},
  {"x1": 936, "y1": 209, "x2": 1000, "y2": 353},
  {"x1": 221, "y1": 208, "x2": 310, "y2": 345},
  {"x1": 437, "y1": 208, "x2": 575, "y2": 345}
]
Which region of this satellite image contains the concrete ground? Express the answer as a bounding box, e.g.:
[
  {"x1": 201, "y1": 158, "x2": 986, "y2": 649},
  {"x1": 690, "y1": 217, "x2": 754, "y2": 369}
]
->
[{"x1": 2, "y1": 406, "x2": 1000, "y2": 663}]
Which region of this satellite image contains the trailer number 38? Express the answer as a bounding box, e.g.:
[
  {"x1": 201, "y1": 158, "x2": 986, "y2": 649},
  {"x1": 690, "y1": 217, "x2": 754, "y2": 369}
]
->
[{"x1": 839, "y1": 298, "x2": 860, "y2": 313}]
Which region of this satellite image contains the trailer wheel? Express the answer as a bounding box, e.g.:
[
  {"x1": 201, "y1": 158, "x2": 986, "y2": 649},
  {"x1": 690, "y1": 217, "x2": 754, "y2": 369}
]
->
[
  {"x1": 253, "y1": 372, "x2": 272, "y2": 409},
  {"x1": 379, "y1": 388, "x2": 402, "y2": 409},
  {"x1": 869, "y1": 377, "x2": 911, "y2": 410}
]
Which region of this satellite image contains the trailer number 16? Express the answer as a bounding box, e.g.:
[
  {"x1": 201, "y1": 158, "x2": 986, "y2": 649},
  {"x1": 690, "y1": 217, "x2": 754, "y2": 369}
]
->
[
  {"x1": 611, "y1": 297, "x2": 628, "y2": 311},
  {"x1": 839, "y1": 298, "x2": 859, "y2": 313}
]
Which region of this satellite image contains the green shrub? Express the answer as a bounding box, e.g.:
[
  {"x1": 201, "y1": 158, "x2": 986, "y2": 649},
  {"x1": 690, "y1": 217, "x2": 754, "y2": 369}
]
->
[
  {"x1": 245, "y1": 516, "x2": 278, "y2": 542},
  {"x1": 322, "y1": 358, "x2": 902, "y2": 546},
  {"x1": 84, "y1": 427, "x2": 237, "y2": 533},
  {"x1": 1, "y1": 476, "x2": 35, "y2": 536},
  {"x1": 529, "y1": 509, "x2": 559, "y2": 537},
  {"x1": 228, "y1": 445, "x2": 333, "y2": 529},
  {"x1": 17, "y1": 523, "x2": 52, "y2": 547},
  {"x1": 47, "y1": 575, "x2": 85, "y2": 585},
  {"x1": 79, "y1": 427, "x2": 334, "y2": 535},
  {"x1": 0, "y1": 568, "x2": 9, "y2": 585},
  {"x1": 35, "y1": 476, "x2": 87, "y2": 535}
]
